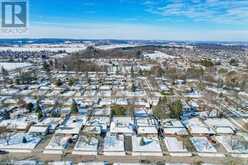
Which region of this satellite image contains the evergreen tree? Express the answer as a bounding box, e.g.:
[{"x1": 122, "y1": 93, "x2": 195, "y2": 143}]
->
[
  {"x1": 22, "y1": 137, "x2": 27, "y2": 143},
  {"x1": 131, "y1": 65, "x2": 135, "y2": 78},
  {"x1": 37, "y1": 111, "x2": 43, "y2": 119},
  {"x1": 131, "y1": 83, "x2": 136, "y2": 92},
  {"x1": 1, "y1": 66, "x2": 9, "y2": 85},
  {"x1": 140, "y1": 137, "x2": 145, "y2": 146},
  {"x1": 26, "y1": 103, "x2": 34, "y2": 112},
  {"x1": 138, "y1": 69, "x2": 143, "y2": 76},
  {"x1": 1, "y1": 66, "x2": 9, "y2": 76},
  {"x1": 71, "y1": 99, "x2": 78, "y2": 114},
  {"x1": 35, "y1": 101, "x2": 43, "y2": 119},
  {"x1": 42, "y1": 61, "x2": 50, "y2": 72}
]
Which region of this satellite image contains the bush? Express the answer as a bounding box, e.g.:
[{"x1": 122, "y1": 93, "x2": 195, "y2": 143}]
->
[
  {"x1": 186, "y1": 67, "x2": 204, "y2": 79},
  {"x1": 153, "y1": 97, "x2": 169, "y2": 119},
  {"x1": 18, "y1": 71, "x2": 37, "y2": 84},
  {"x1": 229, "y1": 59, "x2": 239, "y2": 66},
  {"x1": 200, "y1": 59, "x2": 214, "y2": 67},
  {"x1": 169, "y1": 100, "x2": 183, "y2": 119},
  {"x1": 111, "y1": 105, "x2": 127, "y2": 117},
  {"x1": 37, "y1": 110, "x2": 43, "y2": 119},
  {"x1": 218, "y1": 68, "x2": 228, "y2": 74},
  {"x1": 54, "y1": 79, "x2": 63, "y2": 87},
  {"x1": 68, "y1": 78, "x2": 77, "y2": 86}
]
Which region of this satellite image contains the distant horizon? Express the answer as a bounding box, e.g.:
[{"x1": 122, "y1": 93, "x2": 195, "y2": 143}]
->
[{"x1": 0, "y1": 38, "x2": 248, "y2": 43}]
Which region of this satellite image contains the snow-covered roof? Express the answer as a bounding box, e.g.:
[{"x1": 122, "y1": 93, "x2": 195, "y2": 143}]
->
[
  {"x1": 45, "y1": 135, "x2": 71, "y2": 150},
  {"x1": 74, "y1": 136, "x2": 98, "y2": 152},
  {"x1": 184, "y1": 90, "x2": 202, "y2": 98},
  {"x1": 164, "y1": 137, "x2": 188, "y2": 152},
  {"x1": 0, "y1": 133, "x2": 41, "y2": 150},
  {"x1": 112, "y1": 98, "x2": 128, "y2": 105},
  {"x1": 204, "y1": 118, "x2": 237, "y2": 134},
  {"x1": 110, "y1": 117, "x2": 134, "y2": 134},
  {"x1": 113, "y1": 163, "x2": 145, "y2": 165},
  {"x1": 55, "y1": 115, "x2": 86, "y2": 134},
  {"x1": 103, "y1": 134, "x2": 125, "y2": 153},
  {"x1": 48, "y1": 161, "x2": 73, "y2": 165},
  {"x1": 136, "y1": 117, "x2": 157, "y2": 134},
  {"x1": 132, "y1": 136, "x2": 162, "y2": 154},
  {"x1": 134, "y1": 109, "x2": 149, "y2": 117},
  {"x1": 161, "y1": 119, "x2": 188, "y2": 135},
  {"x1": 39, "y1": 117, "x2": 63, "y2": 130},
  {"x1": 29, "y1": 125, "x2": 48, "y2": 134},
  {"x1": 183, "y1": 118, "x2": 215, "y2": 135},
  {"x1": 18, "y1": 89, "x2": 33, "y2": 96},
  {"x1": 78, "y1": 162, "x2": 104, "y2": 165},
  {"x1": 216, "y1": 135, "x2": 248, "y2": 154},
  {"x1": 190, "y1": 137, "x2": 217, "y2": 153},
  {"x1": 91, "y1": 107, "x2": 111, "y2": 116},
  {"x1": 62, "y1": 91, "x2": 76, "y2": 97},
  {"x1": 0, "y1": 118, "x2": 32, "y2": 130}
]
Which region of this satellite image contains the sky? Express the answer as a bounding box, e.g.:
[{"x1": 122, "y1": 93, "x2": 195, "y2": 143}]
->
[{"x1": 1, "y1": 0, "x2": 248, "y2": 41}]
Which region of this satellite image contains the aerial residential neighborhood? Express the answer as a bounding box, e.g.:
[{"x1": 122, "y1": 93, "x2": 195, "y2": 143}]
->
[
  {"x1": 1, "y1": 0, "x2": 248, "y2": 164},
  {"x1": 0, "y1": 39, "x2": 247, "y2": 165}
]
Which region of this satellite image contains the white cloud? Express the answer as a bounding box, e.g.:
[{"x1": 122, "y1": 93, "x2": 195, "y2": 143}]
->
[{"x1": 145, "y1": 0, "x2": 248, "y2": 24}]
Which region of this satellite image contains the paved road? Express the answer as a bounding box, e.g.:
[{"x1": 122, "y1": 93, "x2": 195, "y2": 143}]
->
[{"x1": 0, "y1": 153, "x2": 247, "y2": 164}]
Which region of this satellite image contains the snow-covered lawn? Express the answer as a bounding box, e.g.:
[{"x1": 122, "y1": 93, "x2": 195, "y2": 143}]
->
[
  {"x1": 0, "y1": 46, "x2": 87, "y2": 53},
  {"x1": 96, "y1": 44, "x2": 138, "y2": 50},
  {"x1": 143, "y1": 51, "x2": 175, "y2": 60},
  {"x1": 0, "y1": 62, "x2": 32, "y2": 71}
]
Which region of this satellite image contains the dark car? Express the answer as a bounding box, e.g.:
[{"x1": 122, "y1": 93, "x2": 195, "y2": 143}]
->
[{"x1": 0, "y1": 150, "x2": 8, "y2": 154}]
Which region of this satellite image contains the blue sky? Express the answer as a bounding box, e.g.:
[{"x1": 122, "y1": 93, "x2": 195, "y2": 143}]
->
[{"x1": 2, "y1": 0, "x2": 248, "y2": 41}]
